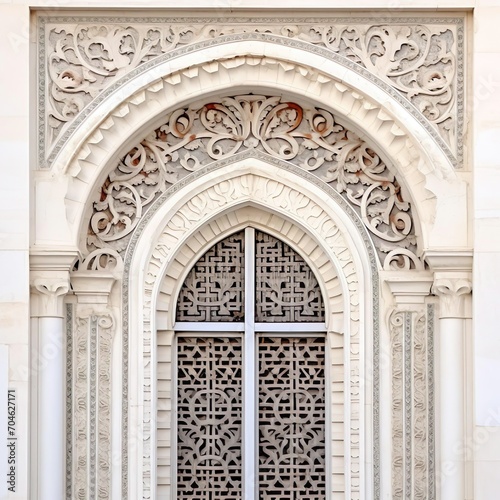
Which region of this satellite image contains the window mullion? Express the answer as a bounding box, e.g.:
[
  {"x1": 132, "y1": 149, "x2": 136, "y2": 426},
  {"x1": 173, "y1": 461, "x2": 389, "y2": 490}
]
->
[{"x1": 243, "y1": 226, "x2": 257, "y2": 500}]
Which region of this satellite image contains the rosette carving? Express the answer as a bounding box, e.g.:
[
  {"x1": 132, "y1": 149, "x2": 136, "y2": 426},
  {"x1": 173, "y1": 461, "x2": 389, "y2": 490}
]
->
[{"x1": 87, "y1": 94, "x2": 420, "y2": 268}]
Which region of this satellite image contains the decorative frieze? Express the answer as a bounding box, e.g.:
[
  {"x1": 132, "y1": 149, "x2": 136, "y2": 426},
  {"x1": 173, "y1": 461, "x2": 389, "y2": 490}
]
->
[{"x1": 39, "y1": 15, "x2": 464, "y2": 166}]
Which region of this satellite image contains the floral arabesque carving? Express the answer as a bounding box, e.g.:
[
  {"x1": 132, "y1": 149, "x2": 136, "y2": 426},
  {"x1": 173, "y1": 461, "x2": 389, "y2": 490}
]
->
[
  {"x1": 43, "y1": 18, "x2": 461, "y2": 160},
  {"x1": 87, "y1": 94, "x2": 420, "y2": 269}
]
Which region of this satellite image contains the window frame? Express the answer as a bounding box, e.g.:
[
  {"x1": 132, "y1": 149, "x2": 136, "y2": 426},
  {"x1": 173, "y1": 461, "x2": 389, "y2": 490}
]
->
[{"x1": 172, "y1": 226, "x2": 329, "y2": 499}]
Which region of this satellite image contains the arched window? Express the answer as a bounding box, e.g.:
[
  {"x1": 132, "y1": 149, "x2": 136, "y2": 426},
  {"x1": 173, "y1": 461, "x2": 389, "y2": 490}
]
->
[{"x1": 174, "y1": 227, "x2": 327, "y2": 499}]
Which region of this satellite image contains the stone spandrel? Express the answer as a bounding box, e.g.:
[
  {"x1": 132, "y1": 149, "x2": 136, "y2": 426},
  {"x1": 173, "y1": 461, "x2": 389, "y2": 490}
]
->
[{"x1": 38, "y1": 15, "x2": 464, "y2": 167}]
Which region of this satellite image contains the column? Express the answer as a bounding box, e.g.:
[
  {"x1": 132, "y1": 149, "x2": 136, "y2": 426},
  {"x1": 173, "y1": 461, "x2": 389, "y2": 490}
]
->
[
  {"x1": 30, "y1": 251, "x2": 77, "y2": 500},
  {"x1": 432, "y1": 273, "x2": 472, "y2": 500}
]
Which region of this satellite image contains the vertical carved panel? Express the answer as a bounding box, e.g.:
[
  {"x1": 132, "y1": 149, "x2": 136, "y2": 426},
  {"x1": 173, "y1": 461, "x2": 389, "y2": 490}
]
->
[
  {"x1": 413, "y1": 313, "x2": 427, "y2": 500},
  {"x1": 176, "y1": 232, "x2": 245, "y2": 322},
  {"x1": 390, "y1": 307, "x2": 434, "y2": 500},
  {"x1": 258, "y1": 336, "x2": 326, "y2": 499},
  {"x1": 89, "y1": 317, "x2": 97, "y2": 499},
  {"x1": 69, "y1": 312, "x2": 115, "y2": 500},
  {"x1": 177, "y1": 336, "x2": 243, "y2": 499},
  {"x1": 390, "y1": 311, "x2": 404, "y2": 499},
  {"x1": 427, "y1": 304, "x2": 436, "y2": 500},
  {"x1": 74, "y1": 315, "x2": 89, "y2": 500},
  {"x1": 97, "y1": 316, "x2": 114, "y2": 498},
  {"x1": 255, "y1": 231, "x2": 325, "y2": 322},
  {"x1": 65, "y1": 304, "x2": 73, "y2": 500},
  {"x1": 404, "y1": 313, "x2": 412, "y2": 499}
]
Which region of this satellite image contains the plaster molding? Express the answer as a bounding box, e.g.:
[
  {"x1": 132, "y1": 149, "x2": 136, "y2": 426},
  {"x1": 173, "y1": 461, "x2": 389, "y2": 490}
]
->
[
  {"x1": 424, "y1": 250, "x2": 473, "y2": 272},
  {"x1": 30, "y1": 249, "x2": 79, "y2": 271},
  {"x1": 432, "y1": 273, "x2": 472, "y2": 319},
  {"x1": 70, "y1": 271, "x2": 116, "y2": 304}
]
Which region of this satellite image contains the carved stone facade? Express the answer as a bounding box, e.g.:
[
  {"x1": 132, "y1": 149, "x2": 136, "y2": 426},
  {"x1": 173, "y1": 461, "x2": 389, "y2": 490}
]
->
[{"x1": 23, "y1": 9, "x2": 475, "y2": 500}]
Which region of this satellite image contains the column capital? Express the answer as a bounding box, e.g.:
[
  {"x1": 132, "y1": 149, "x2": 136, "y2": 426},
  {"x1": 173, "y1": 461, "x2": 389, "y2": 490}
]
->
[
  {"x1": 432, "y1": 272, "x2": 472, "y2": 319},
  {"x1": 381, "y1": 270, "x2": 434, "y2": 306},
  {"x1": 70, "y1": 271, "x2": 116, "y2": 304},
  {"x1": 30, "y1": 249, "x2": 79, "y2": 317},
  {"x1": 70, "y1": 249, "x2": 121, "y2": 305},
  {"x1": 423, "y1": 250, "x2": 473, "y2": 272}
]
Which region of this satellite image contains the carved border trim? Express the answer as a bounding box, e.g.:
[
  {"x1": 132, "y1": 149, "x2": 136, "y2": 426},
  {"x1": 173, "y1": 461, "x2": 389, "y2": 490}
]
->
[
  {"x1": 38, "y1": 21, "x2": 464, "y2": 168},
  {"x1": 89, "y1": 317, "x2": 97, "y2": 499},
  {"x1": 404, "y1": 312, "x2": 413, "y2": 497},
  {"x1": 65, "y1": 303, "x2": 73, "y2": 500},
  {"x1": 120, "y1": 149, "x2": 380, "y2": 498},
  {"x1": 428, "y1": 303, "x2": 436, "y2": 500},
  {"x1": 373, "y1": 264, "x2": 381, "y2": 499}
]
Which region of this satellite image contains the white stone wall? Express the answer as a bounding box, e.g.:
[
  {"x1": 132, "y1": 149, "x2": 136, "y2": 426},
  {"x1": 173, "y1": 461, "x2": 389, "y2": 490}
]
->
[
  {"x1": 0, "y1": 5, "x2": 29, "y2": 500},
  {"x1": 0, "y1": 1, "x2": 499, "y2": 499},
  {"x1": 472, "y1": 4, "x2": 500, "y2": 499}
]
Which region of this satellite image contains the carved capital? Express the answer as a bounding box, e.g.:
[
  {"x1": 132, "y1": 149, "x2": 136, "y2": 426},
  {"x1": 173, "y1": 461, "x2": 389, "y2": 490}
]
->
[
  {"x1": 382, "y1": 270, "x2": 434, "y2": 306},
  {"x1": 31, "y1": 277, "x2": 70, "y2": 317},
  {"x1": 71, "y1": 271, "x2": 116, "y2": 305},
  {"x1": 432, "y1": 274, "x2": 472, "y2": 319},
  {"x1": 30, "y1": 249, "x2": 79, "y2": 317}
]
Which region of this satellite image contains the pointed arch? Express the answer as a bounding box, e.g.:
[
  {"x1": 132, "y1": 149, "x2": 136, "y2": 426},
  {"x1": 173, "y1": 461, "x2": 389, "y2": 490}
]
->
[
  {"x1": 122, "y1": 157, "x2": 379, "y2": 498},
  {"x1": 55, "y1": 38, "x2": 468, "y2": 261}
]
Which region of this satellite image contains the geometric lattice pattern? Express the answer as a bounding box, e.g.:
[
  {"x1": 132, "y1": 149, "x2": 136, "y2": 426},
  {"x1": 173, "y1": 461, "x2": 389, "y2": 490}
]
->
[
  {"x1": 255, "y1": 231, "x2": 325, "y2": 322},
  {"x1": 176, "y1": 232, "x2": 245, "y2": 322},
  {"x1": 258, "y1": 336, "x2": 326, "y2": 499},
  {"x1": 177, "y1": 336, "x2": 243, "y2": 499}
]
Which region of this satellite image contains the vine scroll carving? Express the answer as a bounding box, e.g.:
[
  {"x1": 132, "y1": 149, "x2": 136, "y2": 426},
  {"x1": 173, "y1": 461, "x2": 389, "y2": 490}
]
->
[
  {"x1": 87, "y1": 94, "x2": 421, "y2": 269},
  {"x1": 40, "y1": 16, "x2": 463, "y2": 164}
]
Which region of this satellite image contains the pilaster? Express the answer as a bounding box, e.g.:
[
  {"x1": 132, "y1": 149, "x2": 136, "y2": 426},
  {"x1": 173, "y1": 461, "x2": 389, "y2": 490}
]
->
[
  {"x1": 67, "y1": 264, "x2": 117, "y2": 500},
  {"x1": 29, "y1": 249, "x2": 78, "y2": 500},
  {"x1": 425, "y1": 250, "x2": 473, "y2": 500},
  {"x1": 383, "y1": 270, "x2": 436, "y2": 500}
]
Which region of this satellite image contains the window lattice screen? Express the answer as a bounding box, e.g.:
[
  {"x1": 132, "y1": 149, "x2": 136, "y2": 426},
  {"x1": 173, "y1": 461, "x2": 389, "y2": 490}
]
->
[
  {"x1": 255, "y1": 231, "x2": 325, "y2": 322},
  {"x1": 258, "y1": 336, "x2": 326, "y2": 499},
  {"x1": 176, "y1": 336, "x2": 243, "y2": 499},
  {"x1": 174, "y1": 229, "x2": 326, "y2": 499},
  {"x1": 176, "y1": 232, "x2": 245, "y2": 322},
  {"x1": 176, "y1": 230, "x2": 325, "y2": 323}
]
